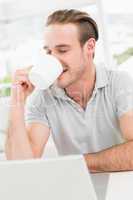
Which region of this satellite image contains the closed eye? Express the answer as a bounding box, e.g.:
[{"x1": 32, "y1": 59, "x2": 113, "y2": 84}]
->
[{"x1": 58, "y1": 50, "x2": 68, "y2": 54}]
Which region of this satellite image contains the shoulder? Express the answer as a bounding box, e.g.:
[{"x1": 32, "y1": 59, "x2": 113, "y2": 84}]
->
[
  {"x1": 96, "y1": 62, "x2": 133, "y2": 89},
  {"x1": 108, "y1": 68, "x2": 133, "y2": 90},
  {"x1": 26, "y1": 88, "x2": 56, "y2": 109},
  {"x1": 26, "y1": 89, "x2": 46, "y2": 106},
  {"x1": 97, "y1": 64, "x2": 133, "y2": 99}
]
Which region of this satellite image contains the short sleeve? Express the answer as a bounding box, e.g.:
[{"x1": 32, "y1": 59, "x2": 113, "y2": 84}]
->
[
  {"x1": 114, "y1": 71, "x2": 133, "y2": 118},
  {"x1": 25, "y1": 90, "x2": 50, "y2": 128}
]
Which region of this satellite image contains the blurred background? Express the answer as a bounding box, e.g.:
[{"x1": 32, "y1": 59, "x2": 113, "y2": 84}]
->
[{"x1": 0, "y1": 0, "x2": 133, "y2": 157}]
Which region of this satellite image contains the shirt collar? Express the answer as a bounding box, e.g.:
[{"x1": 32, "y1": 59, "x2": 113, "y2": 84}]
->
[
  {"x1": 50, "y1": 63, "x2": 109, "y2": 99},
  {"x1": 49, "y1": 83, "x2": 67, "y2": 99},
  {"x1": 95, "y1": 63, "x2": 109, "y2": 89}
]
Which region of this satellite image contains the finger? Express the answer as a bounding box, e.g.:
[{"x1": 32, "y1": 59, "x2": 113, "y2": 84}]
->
[{"x1": 13, "y1": 74, "x2": 32, "y2": 87}]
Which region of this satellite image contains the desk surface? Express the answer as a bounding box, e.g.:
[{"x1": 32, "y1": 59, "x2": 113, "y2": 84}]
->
[
  {"x1": 92, "y1": 171, "x2": 133, "y2": 200},
  {"x1": 91, "y1": 173, "x2": 109, "y2": 200}
]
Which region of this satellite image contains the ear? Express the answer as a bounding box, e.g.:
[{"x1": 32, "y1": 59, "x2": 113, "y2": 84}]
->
[{"x1": 85, "y1": 38, "x2": 96, "y2": 56}]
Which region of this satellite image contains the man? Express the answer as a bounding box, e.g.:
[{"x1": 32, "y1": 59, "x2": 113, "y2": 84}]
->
[{"x1": 6, "y1": 9, "x2": 133, "y2": 173}]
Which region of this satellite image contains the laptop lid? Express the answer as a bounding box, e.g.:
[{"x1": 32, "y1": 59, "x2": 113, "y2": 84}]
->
[{"x1": 0, "y1": 155, "x2": 97, "y2": 200}]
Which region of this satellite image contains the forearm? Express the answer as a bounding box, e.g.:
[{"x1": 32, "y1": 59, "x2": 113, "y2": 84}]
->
[
  {"x1": 84, "y1": 141, "x2": 133, "y2": 173},
  {"x1": 6, "y1": 105, "x2": 33, "y2": 160}
]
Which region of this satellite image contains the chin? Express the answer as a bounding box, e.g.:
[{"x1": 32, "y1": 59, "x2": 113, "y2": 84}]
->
[
  {"x1": 57, "y1": 79, "x2": 75, "y2": 89},
  {"x1": 56, "y1": 81, "x2": 67, "y2": 89},
  {"x1": 57, "y1": 72, "x2": 77, "y2": 88},
  {"x1": 57, "y1": 75, "x2": 68, "y2": 88}
]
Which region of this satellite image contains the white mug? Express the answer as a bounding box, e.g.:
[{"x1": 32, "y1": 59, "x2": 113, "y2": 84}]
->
[{"x1": 29, "y1": 52, "x2": 63, "y2": 90}]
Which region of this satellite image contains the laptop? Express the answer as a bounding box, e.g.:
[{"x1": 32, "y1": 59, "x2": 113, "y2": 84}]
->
[
  {"x1": 106, "y1": 171, "x2": 133, "y2": 200},
  {"x1": 0, "y1": 155, "x2": 97, "y2": 200}
]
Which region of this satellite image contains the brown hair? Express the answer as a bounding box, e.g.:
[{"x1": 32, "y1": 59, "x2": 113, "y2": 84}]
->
[{"x1": 46, "y1": 9, "x2": 99, "y2": 46}]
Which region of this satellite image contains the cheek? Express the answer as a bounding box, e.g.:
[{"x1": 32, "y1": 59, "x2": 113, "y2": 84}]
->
[
  {"x1": 61, "y1": 52, "x2": 85, "y2": 72},
  {"x1": 70, "y1": 57, "x2": 85, "y2": 72}
]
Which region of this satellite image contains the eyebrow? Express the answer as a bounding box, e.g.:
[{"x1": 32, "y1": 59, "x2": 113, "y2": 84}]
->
[{"x1": 43, "y1": 44, "x2": 71, "y2": 50}]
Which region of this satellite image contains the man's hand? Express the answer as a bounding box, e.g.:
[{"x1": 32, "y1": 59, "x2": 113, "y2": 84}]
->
[
  {"x1": 11, "y1": 66, "x2": 34, "y2": 105},
  {"x1": 5, "y1": 66, "x2": 50, "y2": 160}
]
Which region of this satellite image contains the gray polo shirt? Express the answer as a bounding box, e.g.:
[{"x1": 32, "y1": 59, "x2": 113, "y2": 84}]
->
[{"x1": 25, "y1": 65, "x2": 133, "y2": 155}]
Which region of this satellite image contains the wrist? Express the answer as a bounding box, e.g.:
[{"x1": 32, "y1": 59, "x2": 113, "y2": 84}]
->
[
  {"x1": 84, "y1": 153, "x2": 98, "y2": 172},
  {"x1": 10, "y1": 83, "x2": 27, "y2": 105}
]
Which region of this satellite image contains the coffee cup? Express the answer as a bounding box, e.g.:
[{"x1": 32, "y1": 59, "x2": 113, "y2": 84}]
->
[{"x1": 29, "y1": 52, "x2": 63, "y2": 90}]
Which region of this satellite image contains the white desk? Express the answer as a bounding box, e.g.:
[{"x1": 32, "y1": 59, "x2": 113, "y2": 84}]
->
[
  {"x1": 91, "y1": 173, "x2": 109, "y2": 200},
  {"x1": 92, "y1": 171, "x2": 133, "y2": 200}
]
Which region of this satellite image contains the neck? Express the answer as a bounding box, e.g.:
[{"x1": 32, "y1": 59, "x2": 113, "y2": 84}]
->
[{"x1": 65, "y1": 63, "x2": 96, "y2": 109}]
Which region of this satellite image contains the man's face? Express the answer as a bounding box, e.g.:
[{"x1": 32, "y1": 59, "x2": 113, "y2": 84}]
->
[{"x1": 44, "y1": 23, "x2": 91, "y2": 88}]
